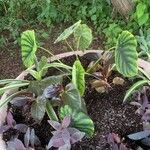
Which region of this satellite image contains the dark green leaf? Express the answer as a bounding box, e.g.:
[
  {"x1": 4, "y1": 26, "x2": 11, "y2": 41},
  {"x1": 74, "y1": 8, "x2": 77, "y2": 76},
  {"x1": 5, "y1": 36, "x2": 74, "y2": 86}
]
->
[
  {"x1": 28, "y1": 75, "x2": 63, "y2": 96},
  {"x1": 61, "y1": 83, "x2": 82, "y2": 111},
  {"x1": 115, "y1": 31, "x2": 138, "y2": 77},
  {"x1": 31, "y1": 100, "x2": 46, "y2": 122}
]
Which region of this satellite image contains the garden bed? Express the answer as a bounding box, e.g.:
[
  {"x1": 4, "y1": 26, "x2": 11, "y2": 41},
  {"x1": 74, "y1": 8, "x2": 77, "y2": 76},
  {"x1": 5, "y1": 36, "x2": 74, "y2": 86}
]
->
[{"x1": 2, "y1": 55, "x2": 142, "y2": 150}]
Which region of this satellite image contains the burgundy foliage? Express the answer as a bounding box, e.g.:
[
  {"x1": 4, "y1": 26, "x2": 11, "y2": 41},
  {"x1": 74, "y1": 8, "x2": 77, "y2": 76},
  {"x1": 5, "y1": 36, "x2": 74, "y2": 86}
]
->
[
  {"x1": 107, "y1": 133, "x2": 128, "y2": 150},
  {"x1": 131, "y1": 86, "x2": 150, "y2": 121},
  {"x1": 47, "y1": 116, "x2": 85, "y2": 150}
]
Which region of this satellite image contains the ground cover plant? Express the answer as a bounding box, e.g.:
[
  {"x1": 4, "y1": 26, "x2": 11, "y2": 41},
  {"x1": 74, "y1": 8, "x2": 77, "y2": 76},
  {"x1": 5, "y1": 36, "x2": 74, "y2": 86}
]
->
[{"x1": 0, "y1": 20, "x2": 150, "y2": 150}]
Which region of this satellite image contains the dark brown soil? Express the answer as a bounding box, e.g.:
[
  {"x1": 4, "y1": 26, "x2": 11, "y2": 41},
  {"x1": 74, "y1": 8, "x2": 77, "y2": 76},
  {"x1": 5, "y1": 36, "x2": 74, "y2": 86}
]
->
[{"x1": 2, "y1": 55, "x2": 143, "y2": 150}]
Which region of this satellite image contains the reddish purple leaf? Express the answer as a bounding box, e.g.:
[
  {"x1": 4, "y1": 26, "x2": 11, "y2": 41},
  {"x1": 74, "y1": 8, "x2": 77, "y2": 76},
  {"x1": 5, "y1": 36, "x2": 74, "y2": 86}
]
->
[
  {"x1": 14, "y1": 124, "x2": 28, "y2": 133},
  {"x1": 7, "y1": 111, "x2": 16, "y2": 127},
  {"x1": 7, "y1": 138, "x2": 26, "y2": 150},
  {"x1": 48, "y1": 120, "x2": 62, "y2": 130},
  {"x1": 62, "y1": 116, "x2": 71, "y2": 129},
  {"x1": 119, "y1": 143, "x2": 128, "y2": 150}
]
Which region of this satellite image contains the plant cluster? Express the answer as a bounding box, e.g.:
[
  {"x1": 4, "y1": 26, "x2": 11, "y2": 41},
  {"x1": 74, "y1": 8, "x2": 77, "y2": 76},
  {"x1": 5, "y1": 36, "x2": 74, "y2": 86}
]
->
[
  {"x1": 0, "y1": 20, "x2": 149, "y2": 149},
  {"x1": 107, "y1": 133, "x2": 127, "y2": 150}
]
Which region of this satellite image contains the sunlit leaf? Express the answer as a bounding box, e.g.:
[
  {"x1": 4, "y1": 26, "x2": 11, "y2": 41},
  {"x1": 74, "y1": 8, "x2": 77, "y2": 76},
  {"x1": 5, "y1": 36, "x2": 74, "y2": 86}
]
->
[
  {"x1": 115, "y1": 31, "x2": 138, "y2": 77},
  {"x1": 21, "y1": 30, "x2": 37, "y2": 67},
  {"x1": 113, "y1": 77, "x2": 124, "y2": 85},
  {"x1": 72, "y1": 59, "x2": 85, "y2": 96},
  {"x1": 74, "y1": 24, "x2": 92, "y2": 50},
  {"x1": 54, "y1": 20, "x2": 81, "y2": 43}
]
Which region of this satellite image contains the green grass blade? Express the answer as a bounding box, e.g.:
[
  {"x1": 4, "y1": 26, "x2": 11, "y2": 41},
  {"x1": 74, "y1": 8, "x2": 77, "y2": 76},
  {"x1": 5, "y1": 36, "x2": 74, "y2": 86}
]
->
[{"x1": 123, "y1": 80, "x2": 150, "y2": 102}]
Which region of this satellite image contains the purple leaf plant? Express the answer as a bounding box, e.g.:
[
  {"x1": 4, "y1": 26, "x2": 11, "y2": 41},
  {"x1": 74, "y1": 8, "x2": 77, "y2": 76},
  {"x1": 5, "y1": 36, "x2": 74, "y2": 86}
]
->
[
  {"x1": 7, "y1": 127, "x2": 40, "y2": 150},
  {"x1": 131, "y1": 86, "x2": 150, "y2": 121},
  {"x1": 107, "y1": 133, "x2": 128, "y2": 150},
  {"x1": 0, "y1": 110, "x2": 28, "y2": 134},
  {"x1": 47, "y1": 116, "x2": 85, "y2": 150}
]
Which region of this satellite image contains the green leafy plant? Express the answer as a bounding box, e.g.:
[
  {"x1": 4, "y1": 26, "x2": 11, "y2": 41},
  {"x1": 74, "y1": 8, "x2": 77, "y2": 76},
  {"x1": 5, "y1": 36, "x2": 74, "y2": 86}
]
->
[
  {"x1": 115, "y1": 31, "x2": 138, "y2": 77},
  {"x1": 134, "y1": 1, "x2": 149, "y2": 26},
  {"x1": 59, "y1": 105, "x2": 94, "y2": 137},
  {"x1": 136, "y1": 28, "x2": 150, "y2": 61}
]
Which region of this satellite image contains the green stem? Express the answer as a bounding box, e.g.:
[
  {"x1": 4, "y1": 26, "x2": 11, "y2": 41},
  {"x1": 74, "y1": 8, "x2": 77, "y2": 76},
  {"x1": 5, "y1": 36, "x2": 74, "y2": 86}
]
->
[
  {"x1": 108, "y1": 46, "x2": 116, "y2": 51},
  {"x1": 46, "y1": 101, "x2": 58, "y2": 121},
  {"x1": 65, "y1": 40, "x2": 74, "y2": 52}
]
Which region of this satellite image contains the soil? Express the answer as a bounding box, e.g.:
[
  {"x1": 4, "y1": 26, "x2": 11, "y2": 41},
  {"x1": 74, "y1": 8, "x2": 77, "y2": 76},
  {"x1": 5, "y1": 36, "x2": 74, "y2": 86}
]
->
[{"x1": 2, "y1": 56, "x2": 143, "y2": 150}]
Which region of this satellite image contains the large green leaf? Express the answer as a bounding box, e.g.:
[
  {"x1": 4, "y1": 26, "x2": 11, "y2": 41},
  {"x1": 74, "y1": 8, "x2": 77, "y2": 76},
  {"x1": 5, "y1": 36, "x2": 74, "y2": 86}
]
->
[
  {"x1": 123, "y1": 80, "x2": 150, "y2": 102},
  {"x1": 28, "y1": 75, "x2": 63, "y2": 96},
  {"x1": 72, "y1": 59, "x2": 85, "y2": 96},
  {"x1": 59, "y1": 105, "x2": 94, "y2": 137},
  {"x1": 31, "y1": 98, "x2": 46, "y2": 122},
  {"x1": 61, "y1": 83, "x2": 82, "y2": 111},
  {"x1": 115, "y1": 31, "x2": 138, "y2": 77},
  {"x1": 74, "y1": 24, "x2": 92, "y2": 50},
  {"x1": 54, "y1": 20, "x2": 81, "y2": 43},
  {"x1": 21, "y1": 30, "x2": 37, "y2": 68}
]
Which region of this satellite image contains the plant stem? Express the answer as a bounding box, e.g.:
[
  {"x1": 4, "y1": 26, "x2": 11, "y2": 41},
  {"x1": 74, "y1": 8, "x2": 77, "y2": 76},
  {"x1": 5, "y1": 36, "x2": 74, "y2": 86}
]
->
[
  {"x1": 46, "y1": 101, "x2": 58, "y2": 121},
  {"x1": 65, "y1": 39, "x2": 74, "y2": 52},
  {"x1": 108, "y1": 46, "x2": 116, "y2": 51}
]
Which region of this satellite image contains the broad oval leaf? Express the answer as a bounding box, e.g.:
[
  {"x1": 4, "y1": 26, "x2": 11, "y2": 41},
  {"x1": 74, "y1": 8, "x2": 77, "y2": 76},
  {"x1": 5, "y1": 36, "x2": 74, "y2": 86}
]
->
[
  {"x1": 21, "y1": 30, "x2": 37, "y2": 67},
  {"x1": 72, "y1": 59, "x2": 85, "y2": 96},
  {"x1": 128, "y1": 130, "x2": 150, "y2": 140},
  {"x1": 115, "y1": 31, "x2": 138, "y2": 77},
  {"x1": 59, "y1": 105, "x2": 94, "y2": 137},
  {"x1": 31, "y1": 101, "x2": 46, "y2": 122},
  {"x1": 54, "y1": 20, "x2": 81, "y2": 43},
  {"x1": 61, "y1": 83, "x2": 82, "y2": 111},
  {"x1": 74, "y1": 24, "x2": 92, "y2": 50}
]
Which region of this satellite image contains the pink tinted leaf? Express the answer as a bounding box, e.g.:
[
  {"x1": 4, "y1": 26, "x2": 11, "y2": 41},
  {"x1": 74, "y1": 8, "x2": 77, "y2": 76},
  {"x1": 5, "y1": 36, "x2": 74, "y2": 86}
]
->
[
  {"x1": 62, "y1": 129, "x2": 70, "y2": 144},
  {"x1": 112, "y1": 133, "x2": 121, "y2": 143},
  {"x1": 48, "y1": 120, "x2": 62, "y2": 130},
  {"x1": 7, "y1": 111, "x2": 16, "y2": 127},
  {"x1": 62, "y1": 116, "x2": 71, "y2": 128},
  {"x1": 24, "y1": 128, "x2": 30, "y2": 148},
  {"x1": 112, "y1": 143, "x2": 119, "y2": 150},
  {"x1": 7, "y1": 138, "x2": 26, "y2": 150},
  {"x1": 48, "y1": 132, "x2": 64, "y2": 148},
  {"x1": 107, "y1": 133, "x2": 115, "y2": 144},
  {"x1": 119, "y1": 143, "x2": 128, "y2": 150},
  {"x1": 70, "y1": 130, "x2": 85, "y2": 144},
  {"x1": 142, "y1": 109, "x2": 150, "y2": 121},
  {"x1": 14, "y1": 124, "x2": 28, "y2": 133},
  {"x1": 58, "y1": 143, "x2": 71, "y2": 150},
  {"x1": 0, "y1": 125, "x2": 11, "y2": 134}
]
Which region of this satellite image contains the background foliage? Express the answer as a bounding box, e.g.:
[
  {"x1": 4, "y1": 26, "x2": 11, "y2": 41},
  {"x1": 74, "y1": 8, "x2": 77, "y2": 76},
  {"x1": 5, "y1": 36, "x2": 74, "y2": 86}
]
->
[{"x1": 0, "y1": 0, "x2": 150, "y2": 48}]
